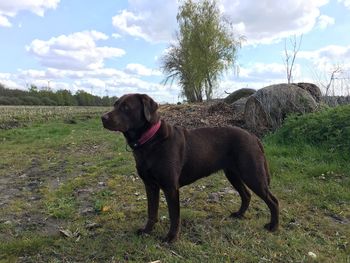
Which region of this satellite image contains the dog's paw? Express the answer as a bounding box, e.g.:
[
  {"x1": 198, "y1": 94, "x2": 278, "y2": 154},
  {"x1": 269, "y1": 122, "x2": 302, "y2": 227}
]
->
[
  {"x1": 162, "y1": 233, "x2": 178, "y2": 243},
  {"x1": 136, "y1": 228, "x2": 151, "y2": 236},
  {"x1": 264, "y1": 223, "x2": 278, "y2": 232},
  {"x1": 230, "y1": 211, "x2": 245, "y2": 219}
]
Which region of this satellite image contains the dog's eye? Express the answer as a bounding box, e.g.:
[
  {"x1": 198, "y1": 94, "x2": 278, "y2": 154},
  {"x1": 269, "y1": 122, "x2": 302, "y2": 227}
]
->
[{"x1": 121, "y1": 105, "x2": 129, "y2": 112}]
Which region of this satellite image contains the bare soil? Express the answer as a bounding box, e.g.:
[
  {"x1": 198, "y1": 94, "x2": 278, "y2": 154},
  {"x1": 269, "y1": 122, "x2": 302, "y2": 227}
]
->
[{"x1": 160, "y1": 101, "x2": 246, "y2": 130}]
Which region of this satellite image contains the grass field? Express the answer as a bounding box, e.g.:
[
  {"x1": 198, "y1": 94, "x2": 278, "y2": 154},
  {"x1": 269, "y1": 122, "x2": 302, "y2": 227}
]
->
[
  {"x1": 0, "y1": 105, "x2": 110, "y2": 129},
  {"x1": 0, "y1": 105, "x2": 349, "y2": 262}
]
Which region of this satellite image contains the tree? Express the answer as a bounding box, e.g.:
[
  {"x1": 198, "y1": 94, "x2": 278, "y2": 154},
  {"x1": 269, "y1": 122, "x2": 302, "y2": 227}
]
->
[
  {"x1": 29, "y1": 84, "x2": 39, "y2": 94},
  {"x1": 56, "y1": 89, "x2": 77, "y2": 106},
  {"x1": 324, "y1": 65, "x2": 342, "y2": 97},
  {"x1": 284, "y1": 35, "x2": 303, "y2": 84},
  {"x1": 0, "y1": 83, "x2": 116, "y2": 106},
  {"x1": 311, "y1": 64, "x2": 350, "y2": 97},
  {"x1": 161, "y1": 0, "x2": 243, "y2": 102},
  {"x1": 75, "y1": 90, "x2": 95, "y2": 106}
]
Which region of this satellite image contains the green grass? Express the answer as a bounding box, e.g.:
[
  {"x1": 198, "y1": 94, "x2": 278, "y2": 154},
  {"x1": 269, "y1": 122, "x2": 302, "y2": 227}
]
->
[
  {"x1": 0, "y1": 106, "x2": 349, "y2": 262},
  {"x1": 270, "y1": 104, "x2": 350, "y2": 158}
]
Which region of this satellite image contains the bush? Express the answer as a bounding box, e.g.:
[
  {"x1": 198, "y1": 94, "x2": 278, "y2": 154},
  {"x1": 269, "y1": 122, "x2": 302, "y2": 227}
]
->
[
  {"x1": 268, "y1": 105, "x2": 350, "y2": 156},
  {"x1": 0, "y1": 96, "x2": 24, "y2": 105},
  {"x1": 21, "y1": 96, "x2": 43, "y2": 105},
  {"x1": 40, "y1": 97, "x2": 57, "y2": 106},
  {"x1": 0, "y1": 96, "x2": 13, "y2": 105}
]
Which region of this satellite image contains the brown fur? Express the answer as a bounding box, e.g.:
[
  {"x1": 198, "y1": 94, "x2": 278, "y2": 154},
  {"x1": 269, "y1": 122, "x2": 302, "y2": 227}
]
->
[{"x1": 102, "y1": 94, "x2": 279, "y2": 243}]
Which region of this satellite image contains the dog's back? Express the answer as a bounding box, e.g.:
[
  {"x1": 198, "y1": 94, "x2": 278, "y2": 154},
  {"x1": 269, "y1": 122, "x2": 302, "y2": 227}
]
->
[{"x1": 178, "y1": 126, "x2": 268, "y2": 186}]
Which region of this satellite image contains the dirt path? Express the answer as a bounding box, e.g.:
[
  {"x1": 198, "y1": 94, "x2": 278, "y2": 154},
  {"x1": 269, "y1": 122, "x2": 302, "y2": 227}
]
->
[{"x1": 0, "y1": 158, "x2": 67, "y2": 241}]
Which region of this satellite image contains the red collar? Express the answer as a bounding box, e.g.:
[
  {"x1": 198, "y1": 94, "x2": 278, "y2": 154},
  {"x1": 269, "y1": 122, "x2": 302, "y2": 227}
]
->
[{"x1": 138, "y1": 121, "x2": 161, "y2": 146}]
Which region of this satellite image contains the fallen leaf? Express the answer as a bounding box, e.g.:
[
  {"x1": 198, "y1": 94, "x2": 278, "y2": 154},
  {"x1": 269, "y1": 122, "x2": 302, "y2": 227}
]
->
[
  {"x1": 308, "y1": 251, "x2": 317, "y2": 259},
  {"x1": 59, "y1": 228, "x2": 80, "y2": 239},
  {"x1": 102, "y1": 206, "x2": 111, "y2": 212},
  {"x1": 59, "y1": 228, "x2": 73, "y2": 238}
]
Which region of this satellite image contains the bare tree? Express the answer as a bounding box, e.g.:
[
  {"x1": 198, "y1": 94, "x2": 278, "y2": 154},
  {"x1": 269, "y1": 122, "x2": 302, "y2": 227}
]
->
[
  {"x1": 324, "y1": 65, "x2": 342, "y2": 96},
  {"x1": 310, "y1": 63, "x2": 350, "y2": 105},
  {"x1": 284, "y1": 35, "x2": 303, "y2": 84},
  {"x1": 311, "y1": 64, "x2": 343, "y2": 96}
]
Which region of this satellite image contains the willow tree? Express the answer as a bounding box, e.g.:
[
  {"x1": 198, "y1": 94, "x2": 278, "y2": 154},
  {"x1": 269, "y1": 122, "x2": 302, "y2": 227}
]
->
[{"x1": 161, "y1": 0, "x2": 243, "y2": 102}]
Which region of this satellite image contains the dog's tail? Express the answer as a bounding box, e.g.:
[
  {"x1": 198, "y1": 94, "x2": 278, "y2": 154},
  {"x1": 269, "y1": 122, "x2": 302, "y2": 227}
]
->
[{"x1": 256, "y1": 137, "x2": 271, "y2": 186}]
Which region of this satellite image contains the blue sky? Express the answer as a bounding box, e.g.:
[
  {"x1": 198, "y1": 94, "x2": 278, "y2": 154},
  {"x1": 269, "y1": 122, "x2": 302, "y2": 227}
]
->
[{"x1": 0, "y1": 0, "x2": 349, "y2": 103}]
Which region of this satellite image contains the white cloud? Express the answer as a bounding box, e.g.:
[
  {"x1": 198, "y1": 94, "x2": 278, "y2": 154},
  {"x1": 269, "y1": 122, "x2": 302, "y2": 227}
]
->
[
  {"x1": 74, "y1": 78, "x2": 106, "y2": 90},
  {"x1": 112, "y1": 33, "x2": 122, "y2": 39},
  {"x1": 290, "y1": 45, "x2": 350, "y2": 96},
  {"x1": 338, "y1": 0, "x2": 350, "y2": 9},
  {"x1": 239, "y1": 63, "x2": 287, "y2": 81},
  {"x1": 1, "y1": 61, "x2": 307, "y2": 102},
  {"x1": 317, "y1": 15, "x2": 335, "y2": 29},
  {"x1": 26, "y1": 31, "x2": 126, "y2": 70},
  {"x1": 18, "y1": 69, "x2": 46, "y2": 79},
  {"x1": 1, "y1": 70, "x2": 72, "y2": 91},
  {"x1": 68, "y1": 71, "x2": 178, "y2": 101},
  {"x1": 1, "y1": 66, "x2": 179, "y2": 103},
  {"x1": 0, "y1": 0, "x2": 60, "y2": 27},
  {"x1": 0, "y1": 15, "x2": 11, "y2": 27},
  {"x1": 125, "y1": 63, "x2": 162, "y2": 76},
  {"x1": 113, "y1": 10, "x2": 150, "y2": 41},
  {"x1": 112, "y1": 0, "x2": 178, "y2": 43},
  {"x1": 222, "y1": 0, "x2": 330, "y2": 45},
  {"x1": 233, "y1": 62, "x2": 303, "y2": 85},
  {"x1": 299, "y1": 45, "x2": 350, "y2": 63},
  {"x1": 112, "y1": 0, "x2": 330, "y2": 45},
  {"x1": 0, "y1": 73, "x2": 22, "y2": 89},
  {"x1": 18, "y1": 67, "x2": 130, "y2": 81}
]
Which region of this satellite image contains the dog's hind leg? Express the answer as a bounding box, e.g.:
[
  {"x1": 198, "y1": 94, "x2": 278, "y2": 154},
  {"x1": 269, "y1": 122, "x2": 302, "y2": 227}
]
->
[
  {"x1": 224, "y1": 169, "x2": 251, "y2": 218},
  {"x1": 263, "y1": 190, "x2": 279, "y2": 231},
  {"x1": 241, "y1": 175, "x2": 279, "y2": 231}
]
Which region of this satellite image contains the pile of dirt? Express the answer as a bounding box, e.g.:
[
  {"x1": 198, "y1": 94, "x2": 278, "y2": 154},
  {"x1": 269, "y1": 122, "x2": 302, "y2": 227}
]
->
[
  {"x1": 159, "y1": 101, "x2": 245, "y2": 131},
  {"x1": 159, "y1": 83, "x2": 321, "y2": 137}
]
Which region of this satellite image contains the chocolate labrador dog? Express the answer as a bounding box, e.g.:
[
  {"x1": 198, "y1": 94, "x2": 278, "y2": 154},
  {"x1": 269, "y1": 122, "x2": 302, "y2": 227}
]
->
[{"x1": 102, "y1": 93, "x2": 279, "y2": 242}]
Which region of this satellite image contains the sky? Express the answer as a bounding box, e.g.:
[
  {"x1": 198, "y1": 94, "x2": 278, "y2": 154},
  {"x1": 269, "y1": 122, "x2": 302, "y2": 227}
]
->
[{"x1": 0, "y1": 0, "x2": 349, "y2": 103}]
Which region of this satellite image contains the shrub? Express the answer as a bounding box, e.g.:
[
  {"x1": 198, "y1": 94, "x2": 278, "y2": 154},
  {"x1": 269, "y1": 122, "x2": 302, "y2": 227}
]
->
[
  {"x1": 21, "y1": 96, "x2": 42, "y2": 105},
  {"x1": 268, "y1": 105, "x2": 350, "y2": 156},
  {"x1": 0, "y1": 96, "x2": 24, "y2": 105},
  {"x1": 40, "y1": 97, "x2": 57, "y2": 106}
]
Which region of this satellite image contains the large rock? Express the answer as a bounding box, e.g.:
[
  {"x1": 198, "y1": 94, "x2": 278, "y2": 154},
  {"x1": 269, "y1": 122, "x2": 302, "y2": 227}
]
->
[
  {"x1": 224, "y1": 88, "x2": 256, "y2": 104},
  {"x1": 244, "y1": 83, "x2": 318, "y2": 132},
  {"x1": 232, "y1": 97, "x2": 248, "y2": 115},
  {"x1": 294, "y1": 82, "x2": 322, "y2": 102}
]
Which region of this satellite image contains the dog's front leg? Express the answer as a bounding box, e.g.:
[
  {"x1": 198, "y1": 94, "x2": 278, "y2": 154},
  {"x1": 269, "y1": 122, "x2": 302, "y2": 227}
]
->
[
  {"x1": 163, "y1": 187, "x2": 180, "y2": 243},
  {"x1": 137, "y1": 183, "x2": 160, "y2": 235}
]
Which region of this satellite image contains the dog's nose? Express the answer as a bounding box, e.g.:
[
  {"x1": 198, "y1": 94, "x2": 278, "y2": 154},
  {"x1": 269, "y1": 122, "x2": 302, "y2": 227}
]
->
[{"x1": 101, "y1": 114, "x2": 109, "y2": 122}]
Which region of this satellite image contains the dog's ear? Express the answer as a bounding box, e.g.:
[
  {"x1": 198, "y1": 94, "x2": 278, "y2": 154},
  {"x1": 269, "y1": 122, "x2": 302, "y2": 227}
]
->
[{"x1": 141, "y1": 94, "x2": 159, "y2": 124}]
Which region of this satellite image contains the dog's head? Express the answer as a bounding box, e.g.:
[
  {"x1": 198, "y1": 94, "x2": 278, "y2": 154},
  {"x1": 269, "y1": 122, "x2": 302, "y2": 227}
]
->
[{"x1": 101, "y1": 93, "x2": 159, "y2": 132}]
